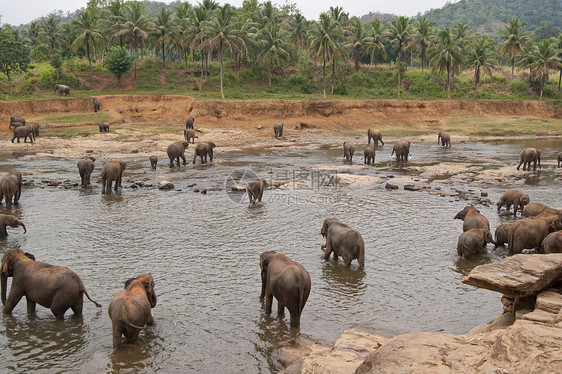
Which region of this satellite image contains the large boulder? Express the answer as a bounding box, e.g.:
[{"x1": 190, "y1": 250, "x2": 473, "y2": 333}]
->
[{"x1": 462, "y1": 254, "x2": 562, "y2": 298}]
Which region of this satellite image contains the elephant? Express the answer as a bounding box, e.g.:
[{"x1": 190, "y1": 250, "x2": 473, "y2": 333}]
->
[
  {"x1": 457, "y1": 229, "x2": 494, "y2": 259},
  {"x1": 28, "y1": 124, "x2": 40, "y2": 139},
  {"x1": 0, "y1": 214, "x2": 26, "y2": 237},
  {"x1": 93, "y1": 98, "x2": 100, "y2": 112},
  {"x1": 541, "y1": 231, "x2": 562, "y2": 253},
  {"x1": 247, "y1": 178, "x2": 268, "y2": 204},
  {"x1": 516, "y1": 148, "x2": 541, "y2": 171},
  {"x1": 193, "y1": 141, "x2": 216, "y2": 164},
  {"x1": 259, "y1": 251, "x2": 311, "y2": 328},
  {"x1": 391, "y1": 140, "x2": 411, "y2": 161},
  {"x1": 9, "y1": 116, "x2": 26, "y2": 128},
  {"x1": 98, "y1": 122, "x2": 110, "y2": 132},
  {"x1": 77, "y1": 157, "x2": 95, "y2": 187},
  {"x1": 363, "y1": 145, "x2": 375, "y2": 165},
  {"x1": 273, "y1": 123, "x2": 283, "y2": 138},
  {"x1": 343, "y1": 142, "x2": 355, "y2": 162},
  {"x1": 321, "y1": 218, "x2": 365, "y2": 268},
  {"x1": 494, "y1": 223, "x2": 514, "y2": 248},
  {"x1": 101, "y1": 160, "x2": 127, "y2": 194},
  {"x1": 183, "y1": 129, "x2": 196, "y2": 144},
  {"x1": 522, "y1": 202, "x2": 554, "y2": 217},
  {"x1": 454, "y1": 206, "x2": 490, "y2": 232},
  {"x1": 496, "y1": 190, "x2": 530, "y2": 216},
  {"x1": 149, "y1": 156, "x2": 158, "y2": 170},
  {"x1": 167, "y1": 141, "x2": 189, "y2": 168},
  {"x1": 367, "y1": 129, "x2": 384, "y2": 146},
  {"x1": 11, "y1": 126, "x2": 34, "y2": 143},
  {"x1": 0, "y1": 172, "x2": 23, "y2": 207},
  {"x1": 54, "y1": 84, "x2": 70, "y2": 96},
  {"x1": 437, "y1": 132, "x2": 451, "y2": 147},
  {"x1": 508, "y1": 211, "x2": 562, "y2": 254},
  {"x1": 1, "y1": 249, "x2": 101, "y2": 319},
  {"x1": 185, "y1": 117, "x2": 194, "y2": 129},
  {"x1": 558, "y1": 153, "x2": 561, "y2": 168},
  {"x1": 108, "y1": 273, "x2": 157, "y2": 349}
]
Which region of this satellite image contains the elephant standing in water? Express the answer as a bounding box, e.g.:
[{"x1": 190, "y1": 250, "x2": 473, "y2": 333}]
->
[
  {"x1": 542, "y1": 231, "x2": 562, "y2": 253},
  {"x1": 454, "y1": 206, "x2": 490, "y2": 232},
  {"x1": 494, "y1": 223, "x2": 514, "y2": 248},
  {"x1": 273, "y1": 123, "x2": 284, "y2": 138},
  {"x1": 167, "y1": 141, "x2": 189, "y2": 168},
  {"x1": 391, "y1": 140, "x2": 411, "y2": 161},
  {"x1": 108, "y1": 273, "x2": 157, "y2": 349},
  {"x1": 184, "y1": 129, "x2": 196, "y2": 144},
  {"x1": 508, "y1": 211, "x2": 562, "y2": 254},
  {"x1": 363, "y1": 145, "x2": 375, "y2": 165},
  {"x1": 321, "y1": 218, "x2": 365, "y2": 268},
  {"x1": 193, "y1": 141, "x2": 216, "y2": 164},
  {"x1": 558, "y1": 153, "x2": 561, "y2": 168},
  {"x1": 0, "y1": 172, "x2": 23, "y2": 207},
  {"x1": 1, "y1": 249, "x2": 101, "y2": 319},
  {"x1": 101, "y1": 160, "x2": 127, "y2": 194},
  {"x1": 516, "y1": 148, "x2": 541, "y2": 171},
  {"x1": 247, "y1": 178, "x2": 268, "y2": 204},
  {"x1": 93, "y1": 98, "x2": 100, "y2": 112},
  {"x1": 149, "y1": 156, "x2": 158, "y2": 170},
  {"x1": 259, "y1": 251, "x2": 311, "y2": 328},
  {"x1": 0, "y1": 214, "x2": 26, "y2": 237},
  {"x1": 457, "y1": 229, "x2": 494, "y2": 259},
  {"x1": 437, "y1": 132, "x2": 451, "y2": 147},
  {"x1": 496, "y1": 190, "x2": 530, "y2": 216},
  {"x1": 77, "y1": 157, "x2": 95, "y2": 187},
  {"x1": 522, "y1": 202, "x2": 555, "y2": 217},
  {"x1": 343, "y1": 142, "x2": 355, "y2": 162},
  {"x1": 367, "y1": 129, "x2": 384, "y2": 146}
]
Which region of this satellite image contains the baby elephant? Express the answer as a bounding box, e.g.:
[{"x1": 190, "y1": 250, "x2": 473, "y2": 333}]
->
[
  {"x1": 77, "y1": 156, "x2": 95, "y2": 187},
  {"x1": 260, "y1": 251, "x2": 311, "y2": 328},
  {"x1": 497, "y1": 190, "x2": 530, "y2": 216},
  {"x1": 457, "y1": 229, "x2": 494, "y2": 259},
  {"x1": 494, "y1": 223, "x2": 514, "y2": 248},
  {"x1": 542, "y1": 231, "x2": 562, "y2": 253},
  {"x1": 273, "y1": 123, "x2": 283, "y2": 138},
  {"x1": 364, "y1": 145, "x2": 375, "y2": 165},
  {"x1": 98, "y1": 123, "x2": 110, "y2": 132},
  {"x1": 321, "y1": 218, "x2": 365, "y2": 268},
  {"x1": 149, "y1": 156, "x2": 158, "y2": 170},
  {"x1": 108, "y1": 274, "x2": 157, "y2": 349},
  {"x1": 0, "y1": 214, "x2": 26, "y2": 237},
  {"x1": 247, "y1": 178, "x2": 268, "y2": 204},
  {"x1": 343, "y1": 142, "x2": 355, "y2": 162}
]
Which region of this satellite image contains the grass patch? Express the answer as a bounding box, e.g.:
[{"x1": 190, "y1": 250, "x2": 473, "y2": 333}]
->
[
  {"x1": 43, "y1": 126, "x2": 98, "y2": 138},
  {"x1": 383, "y1": 129, "x2": 426, "y2": 137},
  {"x1": 442, "y1": 115, "x2": 562, "y2": 137},
  {"x1": 35, "y1": 112, "x2": 112, "y2": 124}
]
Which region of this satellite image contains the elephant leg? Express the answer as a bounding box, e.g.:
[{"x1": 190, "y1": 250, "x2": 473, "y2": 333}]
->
[
  {"x1": 147, "y1": 312, "x2": 154, "y2": 325},
  {"x1": 114, "y1": 180, "x2": 119, "y2": 191},
  {"x1": 265, "y1": 293, "x2": 273, "y2": 314},
  {"x1": 112, "y1": 323, "x2": 123, "y2": 349},
  {"x1": 50, "y1": 294, "x2": 71, "y2": 320},
  {"x1": 289, "y1": 313, "x2": 300, "y2": 328},
  {"x1": 323, "y1": 241, "x2": 333, "y2": 260},
  {"x1": 277, "y1": 303, "x2": 285, "y2": 315},
  {"x1": 126, "y1": 327, "x2": 141, "y2": 344},
  {"x1": 193, "y1": 155, "x2": 197, "y2": 164},
  {"x1": 3, "y1": 287, "x2": 25, "y2": 314},
  {"x1": 26, "y1": 298, "x2": 37, "y2": 314},
  {"x1": 71, "y1": 297, "x2": 84, "y2": 315},
  {"x1": 181, "y1": 155, "x2": 186, "y2": 165}
]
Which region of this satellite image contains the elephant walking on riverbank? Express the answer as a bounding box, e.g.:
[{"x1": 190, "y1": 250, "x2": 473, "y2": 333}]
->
[
  {"x1": 321, "y1": 218, "x2": 365, "y2": 268},
  {"x1": 108, "y1": 274, "x2": 157, "y2": 349},
  {"x1": 1, "y1": 249, "x2": 101, "y2": 319},
  {"x1": 260, "y1": 251, "x2": 311, "y2": 328},
  {"x1": 273, "y1": 123, "x2": 283, "y2": 138},
  {"x1": 101, "y1": 161, "x2": 127, "y2": 194},
  {"x1": 516, "y1": 148, "x2": 541, "y2": 171},
  {"x1": 77, "y1": 157, "x2": 95, "y2": 187},
  {"x1": 12, "y1": 126, "x2": 34, "y2": 143},
  {"x1": 54, "y1": 84, "x2": 70, "y2": 96},
  {"x1": 184, "y1": 129, "x2": 196, "y2": 144},
  {"x1": 93, "y1": 98, "x2": 100, "y2": 112},
  {"x1": 185, "y1": 117, "x2": 194, "y2": 129}
]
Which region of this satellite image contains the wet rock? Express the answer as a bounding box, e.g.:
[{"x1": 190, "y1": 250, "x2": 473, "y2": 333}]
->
[
  {"x1": 158, "y1": 181, "x2": 175, "y2": 190},
  {"x1": 200, "y1": 189, "x2": 207, "y2": 194},
  {"x1": 462, "y1": 254, "x2": 562, "y2": 298},
  {"x1": 131, "y1": 149, "x2": 139, "y2": 153},
  {"x1": 85, "y1": 150, "x2": 94, "y2": 153},
  {"x1": 404, "y1": 184, "x2": 420, "y2": 191},
  {"x1": 194, "y1": 189, "x2": 200, "y2": 193},
  {"x1": 385, "y1": 183, "x2": 398, "y2": 190},
  {"x1": 481, "y1": 192, "x2": 488, "y2": 197}
]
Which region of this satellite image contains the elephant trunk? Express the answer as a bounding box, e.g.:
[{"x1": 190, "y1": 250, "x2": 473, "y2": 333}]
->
[
  {"x1": 149, "y1": 292, "x2": 157, "y2": 308},
  {"x1": 19, "y1": 222, "x2": 26, "y2": 234},
  {"x1": 1, "y1": 270, "x2": 7, "y2": 306}
]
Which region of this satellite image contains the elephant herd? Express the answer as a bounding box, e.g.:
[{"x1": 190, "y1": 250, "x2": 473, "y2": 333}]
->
[{"x1": 454, "y1": 190, "x2": 562, "y2": 259}]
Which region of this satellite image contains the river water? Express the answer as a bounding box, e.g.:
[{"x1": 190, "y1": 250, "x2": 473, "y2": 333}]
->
[{"x1": 0, "y1": 137, "x2": 561, "y2": 373}]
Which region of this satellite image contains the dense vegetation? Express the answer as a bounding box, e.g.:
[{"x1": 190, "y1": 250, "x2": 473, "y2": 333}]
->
[{"x1": 0, "y1": 0, "x2": 561, "y2": 102}]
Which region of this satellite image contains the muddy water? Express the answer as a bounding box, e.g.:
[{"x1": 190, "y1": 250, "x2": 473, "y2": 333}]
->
[{"x1": 0, "y1": 138, "x2": 561, "y2": 373}]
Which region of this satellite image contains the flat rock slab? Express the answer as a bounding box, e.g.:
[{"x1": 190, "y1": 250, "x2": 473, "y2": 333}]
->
[{"x1": 463, "y1": 254, "x2": 562, "y2": 298}]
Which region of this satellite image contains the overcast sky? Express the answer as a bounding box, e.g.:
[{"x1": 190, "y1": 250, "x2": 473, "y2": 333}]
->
[{"x1": 1, "y1": 0, "x2": 451, "y2": 26}]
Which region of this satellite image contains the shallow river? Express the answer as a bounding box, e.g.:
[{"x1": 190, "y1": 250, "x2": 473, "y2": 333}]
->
[{"x1": 0, "y1": 137, "x2": 561, "y2": 373}]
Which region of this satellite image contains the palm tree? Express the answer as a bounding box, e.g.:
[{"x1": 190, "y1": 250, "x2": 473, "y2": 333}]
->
[
  {"x1": 190, "y1": 6, "x2": 210, "y2": 86},
  {"x1": 290, "y1": 12, "x2": 307, "y2": 56},
  {"x1": 499, "y1": 17, "x2": 531, "y2": 90},
  {"x1": 452, "y1": 23, "x2": 470, "y2": 49},
  {"x1": 40, "y1": 15, "x2": 62, "y2": 52},
  {"x1": 429, "y1": 28, "x2": 464, "y2": 99},
  {"x1": 257, "y1": 22, "x2": 290, "y2": 86},
  {"x1": 386, "y1": 16, "x2": 412, "y2": 99},
  {"x1": 24, "y1": 22, "x2": 41, "y2": 47},
  {"x1": 205, "y1": 4, "x2": 244, "y2": 99},
  {"x1": 347, "y1": 18, "x2": 369, "y2": 72},
  {"x1": 173, "y1": 2, "x2": 193, "y2": 70},
  {"x1": 413, "y1": 18, "x2": 434, "y2": 71},
  {"x1": 521, "y1": 39, "x2": 560, "y2": 99},
  {"x1": 154, "y1": 8, "x2": 177, "y2": 69},
  {"x1": 114, "y1": 1, "x2": 154, "y2": 79},
  {"x1": 554, "y1": 33, "x2": 562, "y2": 94},
  {"x1": 71, "y1": 10, "x2": 102, "y2": 74},
  {"x1": 365, "y1": 19, "x2": 386, "y2": 68},
  {"x1": 467, "y1": 36, "x2": 497, "y2": 88},
  {"x1": 308, "y1": 13, "x2": 345, "y2": 99}
]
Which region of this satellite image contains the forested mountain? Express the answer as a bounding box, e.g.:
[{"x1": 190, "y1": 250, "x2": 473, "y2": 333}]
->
[{"x1": 421, "y1": 0, "x2": 561, "y2": 35}]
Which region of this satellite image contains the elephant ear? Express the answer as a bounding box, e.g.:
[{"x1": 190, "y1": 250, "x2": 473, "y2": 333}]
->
[
  {"x1": 24, "y1": 253, "x2": 35, "y2": 261},
  {"x1": 124, "y1": 277, "x2": 136, "y2": 289}
]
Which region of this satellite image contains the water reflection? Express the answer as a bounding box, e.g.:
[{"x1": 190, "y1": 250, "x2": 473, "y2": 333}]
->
[
  {"x1": 320, "y1": 261, "x2": 366, "y2": 298},
  {"x1": 254, "y1": 312, "x2": 300, "y2": 373}
]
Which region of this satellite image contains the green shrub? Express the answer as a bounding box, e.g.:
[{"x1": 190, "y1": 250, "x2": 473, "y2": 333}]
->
[
  {"x1": 30, "y1": 44, "x2": 50, "y2": 62},
  {"x1": 239, "y1": 65, "x2": 268, "y2": 83},
  {"x1": 333, "y1": 83, "x2": 348, "y2": 95}
]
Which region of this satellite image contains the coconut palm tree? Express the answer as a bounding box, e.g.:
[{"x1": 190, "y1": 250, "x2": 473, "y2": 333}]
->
[
  {"x1": 499, "y1": 17, "x2": 531, "y2": 90},
  {"x1": 365, "y1": 19, "x2": 386, "y2": 68},
  {"x1": 205, "y1": 4, "x2": 244, "y2": 99},
  {"x1": 347, "y1": 18, "x2": 369, "y2": 72},
  {"x1": 154, "y1": 8, "x2": 177, "y2": 69},
  {"x1": 386, "y1": 16, "x2": 412, "y2": 99},
  {"x1": 114, "y1": 1, "x2": 154, "y2": 79},
  {"x1": 39, "y1": 15, "x2": 62, "y2": 52},
  {"x1": 429, "y1": 28, "x2": 464, "y2": 99},
  {"x1": 413, "y1": 18, "x2": 434, "y2": 71},
  {"x1": 290, "y1": 11, "x2": 307, "y2": 57},
  {"x1": 257, "y1": 22, "x2": 290, "y2": 86},
  {"x1": 554, "y1": 33, "x2": 562, "y2": 94},
  {"x1": 24, "y1": 22, "x2": 41, "y2": 47},
  {"x1": 189, "y1": 6, "x2": 210, "y2": 86},
  {"x1": 467, "y1": 36, "x2": 497, "y2": 88},
  {"x1": 521, "y1": 39, "x2": 560, "y2": 99},
  {"x1": 308, "y1": 12, "x2": 345, "y2": 99},
  {"x1": 71, "y1": 10, "x2": 102, "y2": 74},
  {"x1": 452, "y1": 23, "x2": 470, "y2": 49},
  {"x1": 173, "y1": 2, "x2": 193, "y2": 70}
]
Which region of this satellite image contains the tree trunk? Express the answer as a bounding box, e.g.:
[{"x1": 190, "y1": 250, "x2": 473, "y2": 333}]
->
[
  {"x1": 87, "y1": 37, "x2": 92, "y2": 74},
  {"x1": 322, "y1": 55, "x2": 326, "y2": 100},
  {"x1": 268, "y1": 54, "x2": 272, "y2": 87},
  {"x1": 162, "y1": 39, "x2": 166, "y2": 69},
  {"x1": 510, "y1": 58, "x2": 514, "y2": 90},
  {"x1": 397, "y1": 49, "x2": 401, "y2": 99},
  {"x1": 134, "y1": 39, "x2": 138, "y2": 80},
  {"x1": 447, "y1": 65, "x2": 451, "y2": 99},
  {"x1": 200, "y1": 44, "x2": 204, "y2": 92},
  {"x1": 354, "y1": 47, "x2": 360, "y2": 72},
  {"x1": 421, "y1": 46, "x2": 425, "y2": 72},
  {"x1": 331, "y1": 55, "x2": 335, "y2": 95},
  {"x1": 219, "y1": 45, "x2": 224, "y2": 100}
]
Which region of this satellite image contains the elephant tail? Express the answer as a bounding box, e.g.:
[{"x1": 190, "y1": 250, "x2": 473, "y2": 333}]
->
[
  {"x1": 123, "y1": 303, "x2": 146, "y2": 330},
  {"x1": 79, "y1": 279, "x2": 102, "y2": 308}
]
